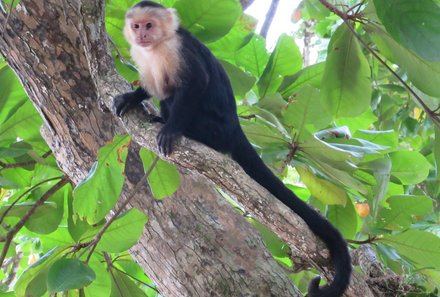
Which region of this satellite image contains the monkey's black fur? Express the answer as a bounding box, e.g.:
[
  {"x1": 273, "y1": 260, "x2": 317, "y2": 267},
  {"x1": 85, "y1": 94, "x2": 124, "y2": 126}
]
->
[{"x1": 113, "y1": 2, "x2": 351, "y2": 296}]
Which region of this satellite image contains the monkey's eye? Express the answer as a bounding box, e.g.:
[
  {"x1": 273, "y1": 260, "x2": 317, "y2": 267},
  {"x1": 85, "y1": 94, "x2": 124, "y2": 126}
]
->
[
  {"x1": 146, "y1": 22, "x2": 153, "y2": 29},
  {"x1": 132, "y1": 24, "x2": 140, "y2": 29}
]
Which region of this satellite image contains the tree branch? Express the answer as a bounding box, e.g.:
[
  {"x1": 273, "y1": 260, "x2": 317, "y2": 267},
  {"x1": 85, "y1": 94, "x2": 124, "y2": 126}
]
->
[{"x1": 260, "y1": 0, "x2": 280, "y2": 38}]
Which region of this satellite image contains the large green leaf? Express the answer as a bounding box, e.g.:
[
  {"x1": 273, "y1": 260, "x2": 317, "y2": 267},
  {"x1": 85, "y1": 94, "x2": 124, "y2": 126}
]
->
[
  {"x1": 47, "y1": 258, "x2": 95, "y2": 293},
  {"x1": 382, "y1": 230, "x2": 440, "y2": 269},
  {"x1": 95, "y1": 209, "x2": 148, "y2": 253},
  {"x1": 0, "y1": 64, "x2": 27, "y2": 126},
  {"x1": 365, "y1": 23, "x2": 440, "y2": 98},
  {"x1": 110, "y1": 269, "x2": 146, "y2": 297},
  {"x1": 296, "y1": 165, "x2": 347, "y2": 205},
  {"x1": 0, "y1": 167, "x2": 33, "y2": 188},
  {"x1": 328, "y1": 198, "x2": 358, "y2": 239},
  {"x1": 353, "y1": 130, "x2": 398, "y2": 153},
  {"x1": 220, "y1": 60, "x2": 256, "y2": 98},
  {"x1": 139, "y1": 148, "x2": 180, "y2": 200},
  {"x1": 14, "y1": 246, "x2": 68, "y2": 297},
  {"x1": 377, "y1": 195, "x2": 433, "y2": 230},
  {"x1": 320, "y1": 24, "x2": 372, "y2": 118},
  {"x1": 208, "y1": 14, "x2": 256, "y2": 62},
  {"x1": 25, "y1": 183, "x2": 67, "y2": 234},
  {"x1": 73, "y1": 135, "x2": 131, "y2": 224},
  {"x1": 282, "y1": 85, "x2": 332, "y2": 135},
  {"x1": 334, "y1": 109, "x2": 377, "y2": 134},
  {"x1": 374, "y1": 0, "x2": 440, "y2": 62},
  {"x1": 174, "y1": 0, "x2": 241, "y2": 43},
  {"x1": 278, "y1": 62, "x2": 325, "y2": 99},
  {"x1": 390, "y1": 151, "x2": 431, "y2": 185},
  {"x1": 84, "y1": 256, "x2": 112, "y2": 297},
  {"x1": 258, "y1": 34, "x2": 302, "y2": 97},
  {"x1": 235, "y1": 34, "x2": 269, "y2": 77},
  {"x1": 0, "y1": 101, "x2": 42, "y2": 143},
  {"x1": 240, "y1": 118, "x2": 290, "y2": 148},
  {"x1": 249, "y1": 219, "x2": 290, "y2": 258}
]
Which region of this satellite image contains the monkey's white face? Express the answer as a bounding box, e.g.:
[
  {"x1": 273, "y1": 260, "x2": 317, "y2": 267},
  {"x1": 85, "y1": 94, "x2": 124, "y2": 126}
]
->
[
  {"x1": 124, "y1": 7, "x2": 179, "y2": 49},
  {"x1": 129, "y1": 18, "x2": 160, "y2": 47}
]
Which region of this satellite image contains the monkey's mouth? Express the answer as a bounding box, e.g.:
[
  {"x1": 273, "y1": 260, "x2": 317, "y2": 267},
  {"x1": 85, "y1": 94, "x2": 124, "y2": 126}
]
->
[{"x1": 137, "y1": 40, "x2": 153, "y2": 47}]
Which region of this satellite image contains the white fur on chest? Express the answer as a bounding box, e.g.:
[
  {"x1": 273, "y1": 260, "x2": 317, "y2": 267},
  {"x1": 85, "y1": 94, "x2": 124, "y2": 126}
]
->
[{"x1": 130, "y1": 38, "x2": 181, "y2": 99}]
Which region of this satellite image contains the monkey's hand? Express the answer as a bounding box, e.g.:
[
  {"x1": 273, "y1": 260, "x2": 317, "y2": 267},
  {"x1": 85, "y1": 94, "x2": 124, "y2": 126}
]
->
[
  {"x1": 112, "y1": 93, "x2": 141, "y2": 117},
  {"x1": 157, "y1": 124, "x2": 182, "y2": 156}
]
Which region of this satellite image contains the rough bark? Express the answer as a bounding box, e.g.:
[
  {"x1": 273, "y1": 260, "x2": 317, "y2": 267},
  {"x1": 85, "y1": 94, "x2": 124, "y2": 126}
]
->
[{"x1": 0, "y1": 0, "x2": 374, "y2": 296}]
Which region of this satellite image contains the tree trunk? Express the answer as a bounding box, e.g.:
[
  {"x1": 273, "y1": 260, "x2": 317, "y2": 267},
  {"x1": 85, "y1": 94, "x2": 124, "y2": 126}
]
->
[{"x1": 0, "y1": 0, "x2": 373, "y2": 296}]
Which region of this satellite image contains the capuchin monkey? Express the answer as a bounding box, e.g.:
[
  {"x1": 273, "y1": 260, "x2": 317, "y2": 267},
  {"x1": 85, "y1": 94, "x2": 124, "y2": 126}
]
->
[{"x1": 113, "y1": 1, "x2": 351, "y2": 296}]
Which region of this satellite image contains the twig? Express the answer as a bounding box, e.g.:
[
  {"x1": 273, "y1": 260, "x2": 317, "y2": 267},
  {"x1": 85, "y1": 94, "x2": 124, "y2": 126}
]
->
[
  {"x1": 240, "y1": 0, "x2": 256, "y2": 10},
  {"x1": 0, "y1": 176, "x2": 69, "y2": 267},
  {"x1": 83, "y1": 156, "x2": 160, "y2": 263},
  {"x1": 0, "y1": 176, "x2": 64, "y2": 224},
  {"x1": 278, "y1": 142, "x2": 299, "y2": 174},
  {"x1": 0, "y1": 151, "x2": 52, "y2": 171},
  {"x1": 1, "y1": 0, "x2": 15, "y2": 36},
  {"x1": 260, "y1": 0, "x2": 280, "y2": 39},
  {"x1": 347, "y1": 235, "x2": 377, "y2": 245}
]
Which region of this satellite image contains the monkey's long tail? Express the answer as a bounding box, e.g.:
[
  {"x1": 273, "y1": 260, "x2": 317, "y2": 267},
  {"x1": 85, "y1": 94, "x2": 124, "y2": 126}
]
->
[{"x1": 231, "y1": 128, "x2": 351, "y2": 297}]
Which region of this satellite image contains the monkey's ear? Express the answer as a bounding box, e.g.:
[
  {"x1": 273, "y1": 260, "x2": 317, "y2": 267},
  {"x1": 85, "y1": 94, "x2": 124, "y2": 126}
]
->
[{"x1": 167, "y1": 8, "x2": 180, "y2": 30}]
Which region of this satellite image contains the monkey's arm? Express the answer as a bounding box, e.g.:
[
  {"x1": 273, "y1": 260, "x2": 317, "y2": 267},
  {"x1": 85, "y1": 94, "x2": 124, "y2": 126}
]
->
[
  {"x1": 113, "y1": 87, "x2": 150, "y2": 117},
  {"x1": 156, "y1": 84, "x2": 201, "y2": 155}
]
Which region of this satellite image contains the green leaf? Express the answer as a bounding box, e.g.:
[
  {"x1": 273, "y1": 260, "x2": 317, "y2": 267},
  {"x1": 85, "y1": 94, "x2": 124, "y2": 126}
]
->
[
  {"x1": 47, "y1": 259, "x2": 95, "y2": 293},
  {"x1": 0, "y1": 167, "x2": 33, "y2": 188},
  {"x1": 73, "y1": 135, "x2": 131, "y2": 224},
  {"x1": 365, "y1": 23, "x2": 440, "y2": 97},
  {"x1": 88, "y1": 209, "x2": 148, "y2": 253},
  {"x1": 110, "y1": 269, "x2": 146, "y2": 297},
  {"x1": 303, "y1": 0, "x2": 330, "y2": 20},
  {"x1": 278, "y1": 62, "x2": 325, "y2": 98},
  {"x1": 174, "y1": 0, "x2": 241, "y2": 43},
  {"x1": 377, "y1": 195, "x2": 433, "y2": 230},
  {"x1": 282, "y1": 85, "x2": 332, "y2": 135},
  {"x1": 258, "y1": 34, "x2": 302, "y2": 97},
  {"x1": 320, "y1": 24, "x2": 372, "y2": 118},
  {"x1": 220, "y1": 60, "x2": 256, "y2": 98},
  {"x1": 353, "y1": 130, "x2": 398, "y2": 153},
  {"x1": 84, "y1": 256, "x2": 112, "y2": 297},
  {"x1": 382, "y1": 230, "x2": 440, "y2": 269},
  {"x1": 240, "y1": 117, "x2": 290, "y2": 148},
  {"x1": 296, "y1": 165, "x2": 347, "y2": 205},
  {"x1": 14, "y1": 246, "x2": 68, "y2": 297},
  {"x1": 390, "y1": 151, "x2": 431, "y2": 185},
  {"x1": 139, "y1": 148, "x2": 180, "y2": 200},
  {"x1": 334, "y1": 109, "x2": 377, "y2": 134},
  {"x1": 0, "y1": 101, "x2": 42, "y2": 143},
  {"x1": 235, "y1": 35, "x2": 269, "y2": 77},
  {"x1": 0, "y1": 202, "x2": 56, "y2": 219},
  {"x1": 25, "y1": 187, "x2": 65, "y2": 234},
  {"x1": 67, "y1": 193, "x2": 97, "y2": 242},
  {"x1": 257, "y1": 93, "x2": 287, "y2": 117},
  {"x1": 328, "y1": 198, "x2": 358, "y2": 239},
  {"x1": 374, "y1": 0, "x2": 440, "y2": 62},
  {"x1": 208, "y1": 14, "x2": 256, "y2": 62},
  {"x1": 0, "y1": 64, "x2": 27, "y2": 126},
  {"x1": 249, "y1": 219, "x2": 290, "y2": 258}
]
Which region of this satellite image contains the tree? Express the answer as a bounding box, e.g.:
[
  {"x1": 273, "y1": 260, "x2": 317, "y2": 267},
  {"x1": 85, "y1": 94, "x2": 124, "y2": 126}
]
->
[{"x1": 0, "y1": 0, "x2": 439, "y2": 296}]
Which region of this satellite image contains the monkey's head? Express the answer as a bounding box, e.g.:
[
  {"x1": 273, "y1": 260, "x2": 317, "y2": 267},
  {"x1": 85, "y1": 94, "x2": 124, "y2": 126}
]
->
[{"x1": 124, "y1": 1, "x2": 179, "y2": 49}]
